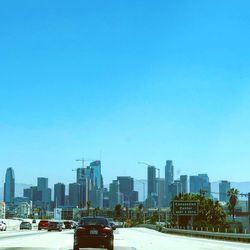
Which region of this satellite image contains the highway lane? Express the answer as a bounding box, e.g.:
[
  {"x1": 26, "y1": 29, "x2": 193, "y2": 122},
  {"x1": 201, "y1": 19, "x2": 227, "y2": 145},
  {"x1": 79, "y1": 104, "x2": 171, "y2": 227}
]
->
[
  {"x1": 116, "y1": 228, "x2": 250, "y2": 250},
  {"x1": 0, "y1": 228, "x2": 250, "y2": 250}
]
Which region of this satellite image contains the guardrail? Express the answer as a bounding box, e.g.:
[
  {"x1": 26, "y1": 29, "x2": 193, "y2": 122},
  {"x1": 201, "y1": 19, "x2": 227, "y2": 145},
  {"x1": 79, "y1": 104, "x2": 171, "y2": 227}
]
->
[
  {"x1": 4, "y1": 219, "x2": 21, "y2": 231},
  {"x1": 136, "y1": 224, "x2": 250, "y2": 243},
  {"x1": 162, "y1": 227, "x2": 250, "y2": 242}
]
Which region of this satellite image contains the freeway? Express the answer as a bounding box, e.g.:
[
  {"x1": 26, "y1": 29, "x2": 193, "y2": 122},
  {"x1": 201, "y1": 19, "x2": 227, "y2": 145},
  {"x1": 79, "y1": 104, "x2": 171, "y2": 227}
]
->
[{"x1": 0, "y1": 228, "x2": 249, "y2": 250}]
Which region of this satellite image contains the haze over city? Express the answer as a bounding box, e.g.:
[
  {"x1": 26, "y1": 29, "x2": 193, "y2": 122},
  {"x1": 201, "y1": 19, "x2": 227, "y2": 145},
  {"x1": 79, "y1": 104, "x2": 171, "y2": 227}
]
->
[{"x1": 1, "y1": 1, "x2": 250, "y2": 187}]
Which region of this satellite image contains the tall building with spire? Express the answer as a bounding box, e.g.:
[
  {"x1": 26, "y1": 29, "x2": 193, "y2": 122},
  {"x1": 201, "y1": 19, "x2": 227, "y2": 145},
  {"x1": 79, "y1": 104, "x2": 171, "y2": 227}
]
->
[
  {"x1": 4, "y1": 168, "x2": 15, "y2": 204},
  {"x1": 165, "y1": 160, "x2": 174, "y2": 205}
]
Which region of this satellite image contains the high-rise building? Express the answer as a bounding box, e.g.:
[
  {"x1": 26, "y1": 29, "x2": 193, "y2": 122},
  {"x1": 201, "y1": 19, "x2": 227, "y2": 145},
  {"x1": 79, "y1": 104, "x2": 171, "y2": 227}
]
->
[
  {"x1": 54, "y1": 183, "x2": 65, "y2": 207},
  {"x1": 69, "y1": 183, "x2": 81, "y2": 207},
  {"x1": 30, "y1": 186, "x2": 42, "y2": 202},
  {"x1": 89, "y1": 188, "x2": 103, "y2": 208},
  {"x1": 156, "y1": 178, "x2": 165, "y2": 207},
  {"x1": 76, "y1": 168, "x2": 85, "y2": 184},
  {"x1": 103, "y1": 188, "x2": 110, "y2": 208},
  {"x1": 134, "y1": 179, "x2": 147, "y2": 202},
  {"x1": 165, "y1": 160, "x2": 174, "y2": 183},
  {"x1": 190, "y1": 174, "x2": 211, "y2": 197},
  {"x1": 75, "y1": 160, "x2": 103, "y2": 208},
  {"x1": 37, "y1": 177, "x2": 51, "y2": 203},
  {"x1": 90, "y1": 160, "x2": 102, "y2": 189},
  {"x1": 219, "y1": 180, "x2": 230, "y2": 202},
  {"x1": 4, "y1": 168, "x2": 15, "y2": 204},
  {"x1": 109, "y1": 180, "x2": 122, "y2": 208},
  {"x1": 168, "y1": 180, "x2": 182, "y2": 201},
  {"x1": 23, "y1": 188, "x2": 31, "y2": 200},
  {"x1": 147, "y1": 166, "x2": 156, "y2": 198},
  {"x1": 190, "y1": 175, "x2": 202, "y2": 193},
  {"x1": 37, "y1": 177, "x2": 48, "y2": 191},
  {"x1": 180, "y1": 175, "x2": 188, "y2": 193},
  {"x1": 117, "y1": 176, "x2": 134, "y2": 207},
  {"x1": 198, "y1": 174, "x2": 211, "y2": 197},
  {"x1": 165, "y1": 160, "x2": 174, "y2": 205}
]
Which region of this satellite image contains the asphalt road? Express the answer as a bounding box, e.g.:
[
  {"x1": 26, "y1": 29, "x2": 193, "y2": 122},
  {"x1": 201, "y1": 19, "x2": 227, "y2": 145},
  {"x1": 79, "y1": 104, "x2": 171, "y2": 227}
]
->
[{"x1": 0, "y1": 228, "x2": 249, "y2": 250}]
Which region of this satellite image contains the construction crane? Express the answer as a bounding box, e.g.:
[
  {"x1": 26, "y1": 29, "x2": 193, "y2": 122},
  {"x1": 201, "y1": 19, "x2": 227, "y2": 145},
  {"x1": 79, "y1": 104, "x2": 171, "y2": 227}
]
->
[
  {"x1": 138, "y1": 161, "x2": 160, "y2": 179},
  {"x1": 75, "y1": 158, "x2": 94, "y2": 168}
]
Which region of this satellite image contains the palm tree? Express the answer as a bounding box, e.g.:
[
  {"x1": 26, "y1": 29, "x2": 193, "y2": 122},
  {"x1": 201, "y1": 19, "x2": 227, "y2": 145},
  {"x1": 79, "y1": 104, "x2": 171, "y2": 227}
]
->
[
  {"x1": 87, "y1": 200, "x2": 91, "y2": 216},
  {"x1": 114, "y1": 204, "x2": 123, "y2": 220},
  {"x1": 137, "y1": 204, "x2": 144, "y2": 224},
  {"x1": 227, "y1": 188, "x2": 239, "y2": 221}
]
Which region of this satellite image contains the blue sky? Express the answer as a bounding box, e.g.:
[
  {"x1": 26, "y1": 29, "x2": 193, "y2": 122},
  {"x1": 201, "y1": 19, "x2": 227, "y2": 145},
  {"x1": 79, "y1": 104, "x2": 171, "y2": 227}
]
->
[{"x1": 1, "y1": 1, "x2": 250, "y2": 187}]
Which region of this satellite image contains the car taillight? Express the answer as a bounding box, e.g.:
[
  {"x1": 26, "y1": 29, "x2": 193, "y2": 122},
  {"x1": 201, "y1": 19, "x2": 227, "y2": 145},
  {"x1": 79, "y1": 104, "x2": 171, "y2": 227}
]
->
[{"x1": 101, "y1": 227, "x2": 111, "y2": 235}]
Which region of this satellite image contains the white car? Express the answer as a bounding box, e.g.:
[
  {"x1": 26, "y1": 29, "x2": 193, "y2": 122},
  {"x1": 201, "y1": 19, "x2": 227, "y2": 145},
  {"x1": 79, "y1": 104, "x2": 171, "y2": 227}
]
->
[{"x1": 0, "y1": 220, "x2": 7, "y2": 231}]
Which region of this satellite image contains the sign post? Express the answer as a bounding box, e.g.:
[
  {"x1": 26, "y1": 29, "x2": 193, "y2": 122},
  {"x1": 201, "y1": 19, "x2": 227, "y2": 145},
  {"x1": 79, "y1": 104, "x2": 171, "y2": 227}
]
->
[{"x1": 173, "y1": 200, "x2": 199, "y2": 228}]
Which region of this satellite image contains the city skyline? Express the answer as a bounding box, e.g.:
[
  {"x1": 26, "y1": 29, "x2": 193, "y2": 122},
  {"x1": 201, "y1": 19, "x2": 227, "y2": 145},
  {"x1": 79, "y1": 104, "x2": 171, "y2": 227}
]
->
[
  {"x1": 1, "y1": 163, "x2": 249, "y2": 200},
  {"x1": 1, "y1": 1, "x2": 250, "y2": 185},
  {"x1": 1, "y1": 159, "x2": 249, "y2": 189}
]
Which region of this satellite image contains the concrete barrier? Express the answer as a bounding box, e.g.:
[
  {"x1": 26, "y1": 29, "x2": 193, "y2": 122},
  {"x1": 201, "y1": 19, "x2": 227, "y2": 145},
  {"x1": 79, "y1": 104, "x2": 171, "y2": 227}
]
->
[
  {"x1": 136, "y1": 224, "x2": 250, "y2": 243},
  {"x1": 161, "y1": 227, "x2": 250, "y2": 243},
  {"x1": 4, "y1": 219, "x2": 22, "y2": 231}
]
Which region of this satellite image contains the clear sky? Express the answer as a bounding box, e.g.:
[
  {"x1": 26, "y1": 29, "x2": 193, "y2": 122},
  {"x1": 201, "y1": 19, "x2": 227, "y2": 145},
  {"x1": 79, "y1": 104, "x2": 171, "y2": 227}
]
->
[{"x1": 1, "y1": 1, "x2": 250, "y2": 187}]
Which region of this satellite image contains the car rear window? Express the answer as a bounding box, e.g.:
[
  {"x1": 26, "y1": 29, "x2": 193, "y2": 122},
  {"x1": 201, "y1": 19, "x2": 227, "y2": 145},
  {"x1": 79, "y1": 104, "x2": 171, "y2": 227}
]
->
[{"x1": 80, "y1": 218, "x2": 108, "y2": 226}]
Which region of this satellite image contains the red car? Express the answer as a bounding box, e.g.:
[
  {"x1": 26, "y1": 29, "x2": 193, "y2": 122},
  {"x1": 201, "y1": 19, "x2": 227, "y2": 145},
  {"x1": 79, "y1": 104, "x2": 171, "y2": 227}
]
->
[
  {"x1": 73, "y1": 217, "x2": 115, "y2": 250},
  {"x1": 38, "y1": 219, "x2": 49, "y2": 230}
]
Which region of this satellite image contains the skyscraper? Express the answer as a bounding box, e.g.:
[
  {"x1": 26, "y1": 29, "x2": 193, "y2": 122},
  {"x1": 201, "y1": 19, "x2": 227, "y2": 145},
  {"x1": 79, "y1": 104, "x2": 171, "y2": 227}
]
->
[
  {"x1": 147, "y1": 166, "x2": 156, "y2": 198},
  {"x1": 69, "y1": 183, "x2": 81, "y2": 207},
  {"x1": 180, "y1": 175, "x2": 188, "y2": 193},
  {"x1": 169, "y1": 180, "x2": 182, "y2": 199},
  {"x1": 54, "y1": 183, "x2": 65, "y2": 207},
  {"x1": 117, "y1": 176, "x2": 137, "y2": 207},
  {"x1": 190, "y1": 174, "x2": 211, "y2": 197},
  {"x1": 4, "y1": 168, "x2": 15, "y2": 204},
  {"x1": 37, "y1": 177, "x2": 51, "y2": 203},
  {"x1": 109, "y1": 180, "x2": 122, "y2": 208},
  {"x1": 190, "y1": 175, "x2": 202, "y2": 193},
  {"x1": 37, "y1": 177, "x2": 48, "y2": 191},
  {"x1": 165, "y1": 160, "x2": 174, "y2": 205},
  {"x1": 90, "y1": 160, "x2": 102, "y2": 189},
  {"x1": 156, "y1": 178, "x2": 165, "y2": 207},
  {"x1": 219, "y1": 180, "x2": 230, "y2": 202},
  {"x1": 198, "y1": 174, "x2": 211, "y2": 196},
  {"x1": 165, "y1": 160, "x2": 174, "y2": 183}
]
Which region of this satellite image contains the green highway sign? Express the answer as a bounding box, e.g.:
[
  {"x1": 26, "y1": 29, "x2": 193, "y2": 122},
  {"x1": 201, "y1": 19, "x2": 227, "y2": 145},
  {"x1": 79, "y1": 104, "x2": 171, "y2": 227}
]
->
[{"x1": 173, "y1": 200, "x2": 199, "y2": 216}]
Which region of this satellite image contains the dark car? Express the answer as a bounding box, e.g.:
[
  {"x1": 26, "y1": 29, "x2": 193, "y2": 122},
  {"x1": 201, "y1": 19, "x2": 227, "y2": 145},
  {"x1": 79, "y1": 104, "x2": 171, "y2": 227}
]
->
[
  {"x1": 48, "y1": 221, "x2": 63, "y2": 232},
  {"x1": 73, "y1": 216, "x2": 115, "y2": 250},
  {"x1": 20, "y1": 221, "x2": 32, "y2": 230},
  {"x1": 38, "y1": 219, "x2": 49, "y2": 230}
]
